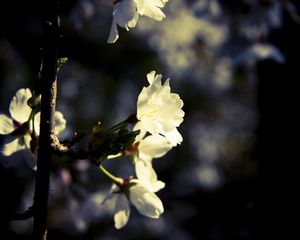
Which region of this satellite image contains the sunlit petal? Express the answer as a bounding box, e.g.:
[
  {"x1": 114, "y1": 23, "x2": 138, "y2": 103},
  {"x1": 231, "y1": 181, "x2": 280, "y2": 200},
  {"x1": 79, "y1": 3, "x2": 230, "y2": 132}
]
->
[
  {"x1": 54, "y1": 111, "x2": 67, "y2": 135},
  {"x1": 0, "y1": 114, "x2": 15, "y2": 134},
  {"x1": 129, "y1": 182, "x2": 164, "y2": 218},
  {"x1": 114, "y1": 194, "x2": 130, "y2": 229},
  {"x1": 1, "y1": 136, "x2": 25, "y2": 156},
  {"x1": 138, "y1": 134, "x2": 172, "y2": 158},
  {"x1": 136, "y1": 0, "x2": 166, "y2": 21},
  {"x1": 9, "y1": 88, "x2": 32, "y2": 123}
]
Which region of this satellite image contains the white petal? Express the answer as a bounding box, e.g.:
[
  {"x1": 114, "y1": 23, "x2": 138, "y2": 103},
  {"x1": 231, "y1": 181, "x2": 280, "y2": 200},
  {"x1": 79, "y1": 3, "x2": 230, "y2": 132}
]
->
[
  {"x1": 114, "y1": 194, "x2": 130, "y2": 229},
  {"x1": 139, "y1": 134, "x2": 172, "y2": 158},
  {"x1": 23, "y1": 134, "x2": 31, "y2": 149},
  {"x1": 107, "y1": 18, "x2": 119, "y2": 43},
  {"x1": 129, "y1": 183, "x2": 164, "y2": 218},
  {"x1": 135, "y1": 159, "x2": 165, "y2": 192},
  {"x1": 1, "y1": 136, "x2": 25, "y2": 156},
  {"x1": 146, "y1": 70, "x2": 156, "y2": 84},
  {"x1": 135, "y1": 158, "x2": 156, "y2": 181},
  {"x1": 54, "y1": 111, "x2": 67, "y2": 135},
  {"x1": 0, "y1": 114, "x2": 15, "y2": 134},
  {"x1": 102, "y1": 184, "x2": 119, "y2": 205},
  {"x1": 136, "y1": 0, "x2": 166, "y2": 21},
  {"x1": 133, "y1": 121, "x2": 147, "y2": 141},
  {"x1": 33, "y1": 112, "x2": 41, "y2": 135},
  {"x1": 112, "y1": 0, "x2": 139, "y2": 31},
  {"x1": 139, "y1": 116, "x2": 162, "y2": 135},
  {"x1": 161, "y1": 128, "x2": 183, "y2": 146},
  {"x1": 9, "y1": 88, "x2": 32, "y2": 123},
  {"x1": 127, "y1": 11, "x2": 139, "y2": 28}
]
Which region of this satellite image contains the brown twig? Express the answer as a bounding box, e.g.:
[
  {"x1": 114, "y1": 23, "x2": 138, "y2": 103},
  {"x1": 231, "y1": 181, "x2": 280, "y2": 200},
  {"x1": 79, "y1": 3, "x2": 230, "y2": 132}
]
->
[{"x1": 32, "y1": 0, "x2": 60, "y2": 239}]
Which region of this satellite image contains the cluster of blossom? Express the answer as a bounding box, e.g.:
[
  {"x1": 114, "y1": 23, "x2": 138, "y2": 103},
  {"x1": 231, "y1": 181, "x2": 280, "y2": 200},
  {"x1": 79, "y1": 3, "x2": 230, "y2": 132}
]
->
[
  {"x1": 0, "y1": 0, "x2": 186, "y2": 232},
  {"x1": 0, "y1": 70, "x2": 184, "y2": 230},
  {"x1": 0, "y1": 88, "x2": 66, "y2": 162},
  {"x1": 103, "y1": 71, "x2": 184, "y2": 229},
  {"x1": 105, "y1": 0, "x2": 184, "y2": 228}
]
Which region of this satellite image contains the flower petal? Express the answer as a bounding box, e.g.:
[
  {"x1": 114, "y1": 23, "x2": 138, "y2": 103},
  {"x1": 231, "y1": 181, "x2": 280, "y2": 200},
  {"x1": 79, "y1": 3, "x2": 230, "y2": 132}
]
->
[
  {"x1": 136, "y1": 0, "x2": 166, "y2": 21},
  {"x1": 129, "y1": 183, "x2": 164, "y2": 218},
  {"x1": 54, "y1": 111, "x2": 67, "y2": 135},
  {"x1": 0, "y1": 114, "x2": 15, "y2": 134},
  {"x1": 136, "y1": 71, "x2": 184, "y2": 138},
  {"x1": 114, "y1": 0, "x2": 138, "y2": 29},
  {"x1": 107, "y1": 18, "x2": 119, "y2": 43},
  {"x1": 139, "y1": 134, "x2": 172, "y2": 159},
  {"x1": 1, "y1": 136, "x2": 26, "y2": 156},
  {"x1": 161, "y1": 128, "x2": 183, "y2": 146},
  {"x1": 134, "y1": 159, "x2": 165, "y2": 192},
  {"x1": 9, "y1": 88, "x2": 32, "y2": 123},
  {"x1": 133, "y1": 121, "x2": 147, "y2": 141},
  {"x1": 114, "y1": 193, "x2": 130, "y2": 229}
]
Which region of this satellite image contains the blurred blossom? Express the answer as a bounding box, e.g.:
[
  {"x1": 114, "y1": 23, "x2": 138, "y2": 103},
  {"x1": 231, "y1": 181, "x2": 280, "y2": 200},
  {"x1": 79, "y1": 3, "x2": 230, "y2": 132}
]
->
[
  {"x1": 196, "y1": 164, "x2": 223, "y2": 190},
  {"x1": 212, "y1": 57, "x2": 233, "y2": 91},
  {"x1": 69, "y1": 0, "x2": 95, "y2": 30},
  {"x1": 68, "y1": 191, "x2": 109, "y2": 233},
  {"x1": 237, "y1": 0, "x2": 283, "y2": 41},
  {"x1": 235, "y1": 42, "x2": 285, "y2": 67},
  {"x1": 137, "y1": 0, "x2": 227, "y2": 76},
  {"x1": 190, "y1": 123, "x2": 228, "y2": 162},
  {"x1": 193, "y1": 0, "x2": 222, "y2": 18}
]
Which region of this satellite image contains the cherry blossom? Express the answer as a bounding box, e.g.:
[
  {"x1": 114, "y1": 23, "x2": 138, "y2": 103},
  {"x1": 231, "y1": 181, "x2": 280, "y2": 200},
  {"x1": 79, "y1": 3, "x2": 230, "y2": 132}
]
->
[
  {"x1": 107, "y1": 0, "x2": 168, "y2": 43},
  {"x1": 106, "y1": 178, "x2": 164, "y2": 229},
  {"x1": 137, "y1": 71, "x2": 184, "y2": 146},
  {"x1": 0, "y1": 88, "x2": 66, "y2": 157}
]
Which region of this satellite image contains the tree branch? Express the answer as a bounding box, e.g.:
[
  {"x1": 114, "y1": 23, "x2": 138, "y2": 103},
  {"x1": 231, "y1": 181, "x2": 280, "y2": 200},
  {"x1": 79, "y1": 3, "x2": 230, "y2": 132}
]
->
[{"x1": 32, "y1": 0, "x2": 60, "y2": 239}]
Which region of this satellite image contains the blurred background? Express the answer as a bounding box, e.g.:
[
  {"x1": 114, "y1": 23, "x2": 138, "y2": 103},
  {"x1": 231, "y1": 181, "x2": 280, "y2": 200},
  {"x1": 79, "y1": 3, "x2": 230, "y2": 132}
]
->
[{"x1": 0, "y1": 0, "x2": 299, "y2": 239}]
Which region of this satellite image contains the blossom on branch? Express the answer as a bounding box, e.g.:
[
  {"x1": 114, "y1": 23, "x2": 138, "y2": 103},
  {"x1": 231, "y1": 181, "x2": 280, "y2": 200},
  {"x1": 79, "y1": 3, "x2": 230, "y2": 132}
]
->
[
  {"x1": 105, "y1": 178, "x2": 164, "y2": 229},
  {"x1": 0, "y1": 88, "x2": 66, "y2": 159},
  {"x1": 137, "y1": 71, "x2": 184, "y2": 146},
  {"x1": 107, "y1": 0, "x2": 168, "y2": 43}
]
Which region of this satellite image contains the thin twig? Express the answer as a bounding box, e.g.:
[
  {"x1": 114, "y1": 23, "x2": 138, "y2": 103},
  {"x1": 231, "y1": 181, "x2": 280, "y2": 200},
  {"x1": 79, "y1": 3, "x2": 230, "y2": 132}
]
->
[{"x1": 32, "y1": 0, "x2": 60, "y2": 239}]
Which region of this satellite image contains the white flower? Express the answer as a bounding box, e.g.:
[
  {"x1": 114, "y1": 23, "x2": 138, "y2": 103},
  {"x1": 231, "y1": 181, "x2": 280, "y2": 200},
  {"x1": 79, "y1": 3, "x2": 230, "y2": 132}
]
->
[
  {"x1": 105, "y1": 178, "x2": 164, "y2": 229},
  {"x1": 137, "y1": 71, "x2": 184, "y2": 146},
  {"x1": 0, "y1": 88, "x2": 33, "y2": 156},
  {"x1": 0, "y1": 88, "x2": 67, "y2": 157},
  {"x1": 107, "y1": 0, "x2": 168, "y2": 43}
]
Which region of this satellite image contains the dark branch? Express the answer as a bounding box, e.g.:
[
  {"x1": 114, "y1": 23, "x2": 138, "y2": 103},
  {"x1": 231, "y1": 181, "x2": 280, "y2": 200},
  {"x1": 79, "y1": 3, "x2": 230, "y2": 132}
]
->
[
  {"x1": 51, "y1": 134, "x2": 89, "y2": 160},
  {"x1": 32, "y1": 0, "x2": 60, "y2": 239}
]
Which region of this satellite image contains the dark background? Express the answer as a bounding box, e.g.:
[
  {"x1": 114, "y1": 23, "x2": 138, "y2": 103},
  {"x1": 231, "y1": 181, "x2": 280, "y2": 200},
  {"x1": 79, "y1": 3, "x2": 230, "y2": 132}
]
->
[{"x1": 1, "y1": 0, "x2": 299, "y2": 239}]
